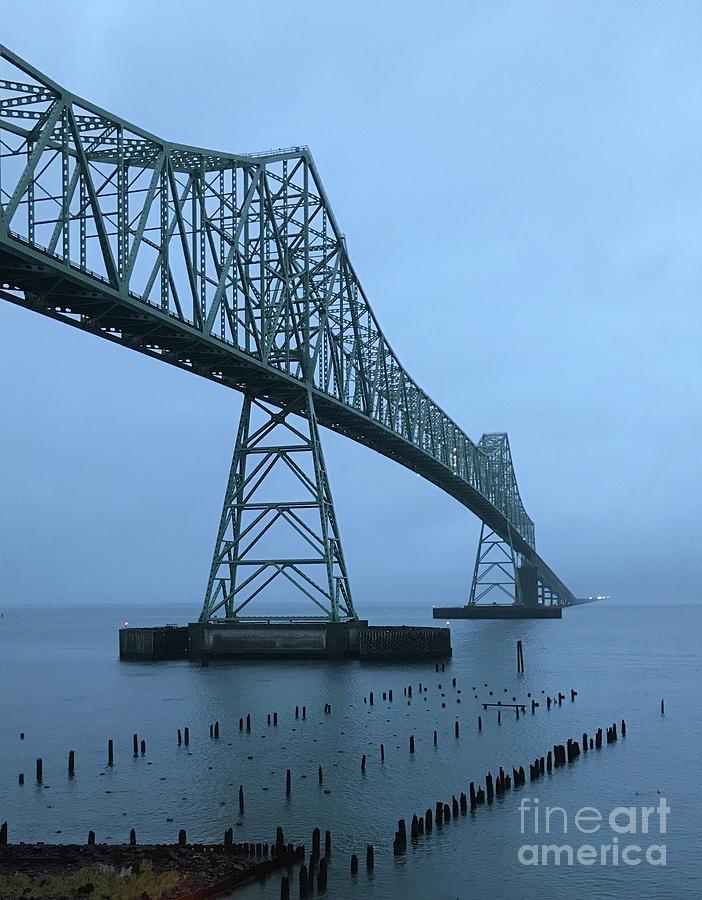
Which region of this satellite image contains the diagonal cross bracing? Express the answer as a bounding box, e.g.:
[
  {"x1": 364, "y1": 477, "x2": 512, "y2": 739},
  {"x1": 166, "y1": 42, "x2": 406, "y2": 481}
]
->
[{"x1": 0, "y1": 44, "x2": 574, "y2": 605}]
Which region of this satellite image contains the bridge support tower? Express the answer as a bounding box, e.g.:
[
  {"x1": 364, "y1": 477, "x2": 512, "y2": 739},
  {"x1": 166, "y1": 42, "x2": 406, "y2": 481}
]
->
[{"x1": 199, "y1": 391, "x2": 356, "y2": 623}]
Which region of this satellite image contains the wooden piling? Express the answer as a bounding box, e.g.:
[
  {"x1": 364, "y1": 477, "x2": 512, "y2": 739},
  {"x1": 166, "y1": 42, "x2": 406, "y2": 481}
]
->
[
  {"x1": 298, "y1": 863, "x2": 309, "y2": 898},
  {"x1": 178, "y1": 829, "x2": 186, "y2": 848},
  {"x1": 68, "y1": 750, "x2": 75, "y2": 776},
  {"x1": 129, "y1": 828, "x2": 136, "y2": 846},
  {"x1": 380, "y1": 743, "x2": 385, "y2": 761},
  {"x1": 318, "y1": 857, "x2": 328, "y2": 890},
  {"x1": 325, "y1": 829, "x2": 331, "y2": 856},
  {"x1": 184, "y1": 726, "x2": 189, "y2": 745},
  {"x1": 0, "y1": 822, "x2": 7, "y2": 846},
  {"x1": 433, "y1": 729, "x2": 437, "y2": 746},
  {"x1": 133, "y1": 734, "x2": 138, "y2": 756},
  {"x1": 140, "y1": 739, "x2": 146, "y2": 755},
  {"x1": 455, "y1": 721, "x2": 460, "y2": 738},
  {"x1": 661, "y1": 699, "x2": 665, "y2": 715},
  {"x1": 214, "y1": 721, "x2": 219, "y2": 739},
  {"x1": 409, "y1": 735, "x2": 415, "y2": 753},
  {"x1": 366, "y1": 843, "x2": 374, "y2": 870},
  {"x1": 274, "y1": 712, "x2": 278, "y2": 725},
  {"x1": 281, "y1": 875, "x2": 290, "y2": 900},
  {"x1": 239, "y1": 784, "x2": 245, "y2": 811},
  {"x1": 361, "y1": 754, "x2": 366, "y2": 771},
  {"x1": 318, "y1": 765, "x2": 323, "y2": 784},
  {"x1": 351, "y1": 853, "x2": 359, "y2": 874},
  {"x1": 87, "y1": 830, "x2": 95, "y2": 847},
  {"x1": 478, "y1": 715, "x2": 482, "y2": 731},
  {"x1": 286, "y1": 769, "x2": 291, "y2": 796},
  {"x1": 246, "y1": 714, "x2": 251, "y2": 732},
  {"x1": 36, "y1": 758, "x2": 42, "y2": 783},
  {"x1": 312, "y1": 827, "x2": 321, "y2": 856},
  {"x1": 18, "y1": 773, "x2": 24, "y2": 785}
]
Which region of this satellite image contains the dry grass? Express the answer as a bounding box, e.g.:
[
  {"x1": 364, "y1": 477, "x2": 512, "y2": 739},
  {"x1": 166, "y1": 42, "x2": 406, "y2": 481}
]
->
[{"x1": 0, "y1": 860, "x2": 182, "y2": 899}]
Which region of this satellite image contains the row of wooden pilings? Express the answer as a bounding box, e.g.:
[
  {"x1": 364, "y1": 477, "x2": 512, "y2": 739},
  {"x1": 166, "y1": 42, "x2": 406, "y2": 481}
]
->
[
  {"x1": 278, "y1": 826, "x2": 334, "y2": 898},
  {"x1": 14, "y1": 700, "x2": 326, "y2": 784},
  {"x1": 391, "y1": 719, "x2": 628, "y2": 856}
]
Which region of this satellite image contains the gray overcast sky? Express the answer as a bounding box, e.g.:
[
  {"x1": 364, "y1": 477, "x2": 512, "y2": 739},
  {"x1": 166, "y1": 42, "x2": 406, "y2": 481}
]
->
[{"x1": 1, "y1": 1, "x2": 700, "y2": 608}]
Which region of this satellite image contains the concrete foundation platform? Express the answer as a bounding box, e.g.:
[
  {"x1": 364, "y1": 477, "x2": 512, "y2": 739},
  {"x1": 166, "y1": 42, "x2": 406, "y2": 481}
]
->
[
  {"x1": 119, "y1": 620, "x2": 452, "y2": 661},
  {"x1": 433, "y1": 605, "x2": 562, "y2": 620},
  {"x1": 119, "y1": 625, "x2": 189, "y2": 660},
  {"x1": 188, "y1": 619, "x2": 368, "y2": 660}
]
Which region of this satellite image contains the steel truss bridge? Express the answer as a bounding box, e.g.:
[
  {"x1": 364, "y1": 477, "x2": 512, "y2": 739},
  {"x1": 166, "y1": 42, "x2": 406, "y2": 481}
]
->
[{"x1": 0, "y1": 46, "x2": 575, "y2": 621}]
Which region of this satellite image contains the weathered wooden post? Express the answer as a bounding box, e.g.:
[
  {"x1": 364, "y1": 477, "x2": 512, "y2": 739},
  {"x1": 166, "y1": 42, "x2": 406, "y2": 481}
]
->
[
  {"x1": 409, "y1": 735, "x2": 415, "y2": 753},
  {"x1": 361, "y1": 754, "x2": 366, "y2": 772},
  {"x1": 325, "y1": 830, "x2": 331, "y2": 856},
  {"x1": 380, "y1": 743, "x2": 385, "y2": 761},
  {"x1": 366, "y1": 843, "x2": 374, "y2": 870},
  {"x1": 129, "y1": 828, "x2": 136, "y2": 846},
  {"x1": 318, "y1": 857, "x2": 328, "y2": 890},
  {"x1": 239, "y1": 785, "x2": 245, "y2": 811},
  {"x1": 478, "y1": 715, "x2": 482, "y2": 731},
  {"x1": 18, "y1": 773, "x2": 24, "y2": 785},
  {"x1": 184, "y1": 726, "x2": 189, "y2": 745},
  {"x1": 87, "y1": 830, "x2": 95, "y2": 847},
  {"x1": 133, "y1": 733, "x2": 138, "y2": 756},
  {"x1": 68, "y1": 750, "x2": 75, "y2": 776},
  {"x1": 36, "y1": 758, "x2": 42, "y2": 783},
  {"x1": 281, "y1": 875, "x2": 290, "y2": 900},
  {"x1": 298, "y1": 863, "x2": 309, "y2": 897},
  {"x1": 455, "y1": 721, "x2": 460, "y2": 738},
  {"x1": 246, "y1": 714, "x2": 251, "y2": 732},
  {"x1": 286, "y1": 769, "x2": 291, "y2": 796},
  {"x1": 661, "y1": 699, "x2": 665, "y2": 715},
  {"x1": 108, "y1": 739, "x2": 114, "y2": 766},
  {"x1": 214, "y1": 721, "x2": 219, "y2": 739},
  {"x1": 318, "y1": 765, "x2": 323, "y2": 784},
  {"x1": 179, "y1": 829, "x2": 186, "y2": 847},
  {"x1": 140, "y1": 739, "x2": 146, "y2": 756},
  {"x1": 0, "y1": 822, "x2": 7, "y2": 846}
]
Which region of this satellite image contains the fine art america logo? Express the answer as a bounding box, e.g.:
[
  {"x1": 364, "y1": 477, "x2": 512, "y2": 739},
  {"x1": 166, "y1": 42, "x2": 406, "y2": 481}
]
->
[{"x1": 518, "y1": 797, "x2": 669, "y2": 866}]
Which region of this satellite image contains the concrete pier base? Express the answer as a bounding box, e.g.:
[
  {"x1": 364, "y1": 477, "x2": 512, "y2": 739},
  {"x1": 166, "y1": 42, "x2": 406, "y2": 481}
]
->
[
  {"x1": 433, "y1": 605, "x2": 562, "y2": 620},
  {"x1": 119, "y1": 621, "x2": 452, "y2": 661},
  {"x1": 188, "y1": 619, "x2": 368, "y2": 661}
]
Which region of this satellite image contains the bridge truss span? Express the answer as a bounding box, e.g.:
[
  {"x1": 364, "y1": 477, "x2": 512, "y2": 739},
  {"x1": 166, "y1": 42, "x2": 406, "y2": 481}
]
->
[{"x1": 0, "y1": 45, "x2": 575, "y2": 612}]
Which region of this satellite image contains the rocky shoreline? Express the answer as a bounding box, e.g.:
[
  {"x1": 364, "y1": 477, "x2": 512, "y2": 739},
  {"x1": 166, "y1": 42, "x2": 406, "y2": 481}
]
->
[{"x1": 0, "y1": 840, "x2": 299, "y2": 899}]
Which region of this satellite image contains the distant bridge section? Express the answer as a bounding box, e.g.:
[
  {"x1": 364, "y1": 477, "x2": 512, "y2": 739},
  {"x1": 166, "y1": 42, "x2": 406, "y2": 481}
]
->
[{"x1": 0, "y1": 45, "x2": 574, "y2": 606}]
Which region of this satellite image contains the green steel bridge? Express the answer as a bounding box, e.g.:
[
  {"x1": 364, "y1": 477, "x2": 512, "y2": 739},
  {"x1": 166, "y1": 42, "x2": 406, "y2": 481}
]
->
[{"x1": 0, "y1": 46, "x2": 575, "y2": 622}]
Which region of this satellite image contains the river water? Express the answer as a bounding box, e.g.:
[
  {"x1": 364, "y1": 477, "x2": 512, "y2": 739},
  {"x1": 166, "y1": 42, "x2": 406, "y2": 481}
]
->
[{"x1": 0, "y1": 600, "x2": 699, "y2": 899}]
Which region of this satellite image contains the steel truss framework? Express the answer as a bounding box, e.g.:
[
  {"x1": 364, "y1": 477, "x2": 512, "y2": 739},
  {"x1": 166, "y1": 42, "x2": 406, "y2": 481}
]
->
[
  {"x1": 201, "y1": 391, "x2": 355, "y2": 622},
  {"x1": 0, "y1": 45, "x2": 576, "y2": 613},
  {"x1": 468, "y1": 524, "x2": 524, "y2": 606}
]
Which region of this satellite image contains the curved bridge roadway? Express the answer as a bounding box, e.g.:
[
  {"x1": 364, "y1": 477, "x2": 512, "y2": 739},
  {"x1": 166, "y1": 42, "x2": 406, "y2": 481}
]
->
[{"x1": 0, "y1": 45, "x2": 574, "y2": 604}]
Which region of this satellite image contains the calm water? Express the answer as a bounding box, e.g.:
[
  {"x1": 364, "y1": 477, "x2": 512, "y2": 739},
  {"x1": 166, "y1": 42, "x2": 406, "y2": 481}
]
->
[{"x1": 0, "y1": 601, "x2": 699, "y2": 899}]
